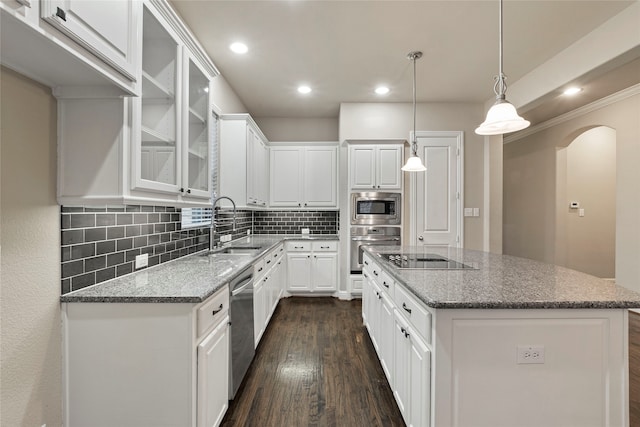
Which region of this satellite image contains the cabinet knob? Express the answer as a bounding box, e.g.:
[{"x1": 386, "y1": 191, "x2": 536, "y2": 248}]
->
[
  {"x1": 304, "y1": 203, "x2": 307, "y2": 207},
  {"x1": 179, "y1": 188, "x2": 184, "y2": 193},
  {"x1": 186, "y1": 189, "x2": 191, "y2": 194},
  {"x1": 418, "y1": 236, "x2": 424, "y2": 241},
  {"x1": 56, "y1": 6, "x2": 67, "y2": 21},
  {"x1": 298, "y1": 203, "x2": 301, "y2": 207}
]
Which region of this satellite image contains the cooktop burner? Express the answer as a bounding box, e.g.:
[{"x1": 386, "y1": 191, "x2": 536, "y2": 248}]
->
[{"x1": 377, "y1": 253, "x2": 475, "y2": 270}]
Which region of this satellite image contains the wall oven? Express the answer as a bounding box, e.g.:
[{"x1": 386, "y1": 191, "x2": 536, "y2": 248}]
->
[
  {"x1": 350, "y1": 226, "x2": 401, "y2": 273},
  {"x1": 351, "y1": 192, "x2": 401, "y2": 226}
]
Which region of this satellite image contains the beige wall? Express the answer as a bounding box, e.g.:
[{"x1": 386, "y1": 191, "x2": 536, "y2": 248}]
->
[
  {"x1": 503, "y1": 93, "x2": 640, "y2": 289},
  {"x1": 253, "y1": 117, "x2": 339, "y2": 142},
  {"x1": 210, "y1": 74, "x2": 248, "y2": 114},
  {"x1": 0, "y1": 68, "x2": 62, "y2": 426}
]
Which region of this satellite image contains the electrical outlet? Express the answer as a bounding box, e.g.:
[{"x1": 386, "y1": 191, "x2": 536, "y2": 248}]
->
[
  {"x1": 247, "y1": 229, "x2": 251, "y2": 235},
  {"x1": 517, "y1": 345, "x2": 545, "y2": 364},
  {"x1": 135, "y1": 253, "x2": 148, "y2": 269}
]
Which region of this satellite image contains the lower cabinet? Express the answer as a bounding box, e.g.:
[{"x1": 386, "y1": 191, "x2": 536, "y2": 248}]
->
[
  {"x1": 286, "y1": 240, "x2": 338, "y2": 292},
  {"x1": 197, "y1": 314, "x2": 230, "y2": 427},
  {"x1": 363, "y1": 254, "x2": 431, "y2": 427},
  {"x1": 62, "y1": 286, "x2": 230, "y2": 427},
  {"x1": 254, "y1": 244, "x2": 285, "y2": 347}
]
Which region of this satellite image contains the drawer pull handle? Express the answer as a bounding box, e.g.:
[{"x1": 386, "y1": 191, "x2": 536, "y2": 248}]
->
[
  {"x1": 294, "y1": 246, "x2": 303, "y2": 249},
  {"x1": 364, "y1": 260, "x2": 369, "y2": 265},
  {"x1": 212, "y1": 304, "x2": 223, "y2": 316},
  {"x1": 321, "y1": 246, "x2": 329, "y2": 249},
  {"x1": 266, "y1": 260, "x2": 271, "y2": 264},
  {"x1": 363, "y1": 273, "x2": 369, "y2": 278},
  {"x1": 258, "y1": 267, "x2": 263, "y2": 272},
  {"x1": 382, "y1": 281, "x2": 389, "y2": 288},
  {"x1": 402, "y1": 302, "x2": 412, "y2": 314},
  {"x1": 373, "y1": 271, "x2": 378, "y2": 276},
  {"x1": 400, "y1": 327, "x2": 410, "y2": 338},
  {"x1": 375, "y1": 291, "x2": 381, "y2": 299}
]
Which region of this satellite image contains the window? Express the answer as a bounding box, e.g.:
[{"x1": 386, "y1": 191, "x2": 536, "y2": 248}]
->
[{"x1": 181, "y1": 111, "x2": 219, "y2": 229}]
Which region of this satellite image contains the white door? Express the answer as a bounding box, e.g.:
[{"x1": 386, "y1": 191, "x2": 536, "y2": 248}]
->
[
  {"x1": 377, "y1": 146, "x2": 403, "y2": 190},
  {"x1": 410, "y1": 131, "x2": 463, "y2": 247},
  {"x1": 197, "y1": 317, "x2": 229, "y2": 427},
  {"x1": 304, "y1": 147, "x2": 337, "y2": 207},
  {"x1": 270, "y1": 148, "x2": 302, "y2": 207},
  {"x1": 286, "y1": 253, "x2": 311, "y2": 291},
  {"x1": 349, "y1": 146, "x2": 376, "y2": 189},
  {"x1": 312, "y1": 253, "x2": 337, "y2": 291}
]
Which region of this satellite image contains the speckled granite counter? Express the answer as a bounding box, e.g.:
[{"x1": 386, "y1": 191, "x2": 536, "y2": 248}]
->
[
  {"x1": 60, "y1": 234, "x2": 338, "y2": 303},
  {"x1": 365, "y1": 246, "x2": 640, "y2": 309}
]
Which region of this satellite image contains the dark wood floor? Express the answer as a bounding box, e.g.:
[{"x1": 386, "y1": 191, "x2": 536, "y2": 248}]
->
[{"x1": 221, "y1": 297, "x2": 405, "y2": 427}]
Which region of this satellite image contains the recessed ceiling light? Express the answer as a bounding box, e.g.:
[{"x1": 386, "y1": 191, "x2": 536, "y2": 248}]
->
[
  {"x1": 375, "y1": 86, "x2": 390, "y2": 95},
  {"x1": 229, "y1": 42, "x2": 248, "y2": 54},
  {"x1": 563, "y1": 87, "x2": 582, "y2": 96},
  {"x1": 297, "y1": 85, "x2": 312, "y2": 94}
]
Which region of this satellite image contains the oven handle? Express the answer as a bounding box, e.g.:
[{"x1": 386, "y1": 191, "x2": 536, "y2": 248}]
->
[{"x1": 351, "y1": 237, "x2": 401, "y2": 242}]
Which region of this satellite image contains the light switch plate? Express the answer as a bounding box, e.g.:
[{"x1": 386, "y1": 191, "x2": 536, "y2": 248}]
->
[
  {"x1": 464, "y1": 208, "x2": 473, "y2": 217},
  {"x1": 473, "y1": 208, "x2": 480, "y2": 217}
]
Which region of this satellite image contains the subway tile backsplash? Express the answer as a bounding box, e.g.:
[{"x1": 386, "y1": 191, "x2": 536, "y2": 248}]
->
[
  {"x1": 61, "y1": 206, "x2": 339, "y2": 294},
  {"x1": 61, "y1": 205, "x2": 210, "y2": 294}
]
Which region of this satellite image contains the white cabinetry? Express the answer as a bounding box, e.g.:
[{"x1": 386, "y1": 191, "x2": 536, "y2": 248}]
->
[
  {"x1": 253, "y1": 244, "x2": 284, "y2": 347},
  {"x1": 40, "y1": 0, "x2": 139, "y2": 81},
  {"x1": 219, "y1": 114, "x2": 269, "y2": 208},
  {"x1": 349, "y1": 144, "x2": 403, "y2": 190},
  {"x1": 56, "y1": 1, "x2": 217, "y2": 207},
  {"x1": 286, "y1": 241, "x2": 338, "y2": 292},
  {"x1": 63, "y1": 286, "x2": 230, "y2": 427},
  {"x1": 270, "y1": 145, "x2": 338, "y2": 208},
  {"x1": 0, "y1": 0, "x2": 141, "y2": 94}
]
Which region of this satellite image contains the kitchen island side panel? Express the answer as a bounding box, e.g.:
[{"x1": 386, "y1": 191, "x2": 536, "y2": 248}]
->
[{"x1": 433, "y1": 308, "x2": 628, "y2": 427}]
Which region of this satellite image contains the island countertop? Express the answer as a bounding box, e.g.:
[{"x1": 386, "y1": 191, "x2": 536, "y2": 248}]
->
[
  {"x1": 60, "y1": 234, "x2": 338, "y2": 303},
  {"x1": 364, "y1": 245, "x2": 640, "y2": 309}
]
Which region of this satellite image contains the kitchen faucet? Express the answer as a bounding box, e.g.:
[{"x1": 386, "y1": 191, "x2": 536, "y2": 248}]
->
[{"x1": 210, "y1": 196, "x2": 237, "y2": 250}]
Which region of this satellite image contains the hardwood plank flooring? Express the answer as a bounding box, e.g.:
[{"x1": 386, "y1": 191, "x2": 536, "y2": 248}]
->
[
  {"x1": 630, "y1": 311, "x2": 640, "y2": 426},
  {"x1": 221, "y1": 297, "x2": 404, "y2": 427}
]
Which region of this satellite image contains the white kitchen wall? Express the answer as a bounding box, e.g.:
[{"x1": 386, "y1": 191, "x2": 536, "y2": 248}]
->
[
  {"x1": 254, "y1": 117, "x2": 339, "y2": 141},
  {"x1": 0, "y1": 67, "x2": 62, "y2": 427}
]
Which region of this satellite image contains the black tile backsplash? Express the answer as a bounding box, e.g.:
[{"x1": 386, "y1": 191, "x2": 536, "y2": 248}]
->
[
  {"x1": 253, "y1": 210, "x2": 338, "y2": 235},
  {"x1": 61, "y1": 205, "x2": 339, "y2": 295},
  {"x1": 61, "y1": 205, "x2": 210, "y2": 293}
]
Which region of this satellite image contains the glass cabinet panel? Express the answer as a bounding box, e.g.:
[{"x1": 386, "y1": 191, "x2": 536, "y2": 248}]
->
[
  {"x1": 184, "y1": 55, "x2": 211, "y2": 195},
  {"x1": 139, "y1": 6, "x2": 179, "y2": 189}
]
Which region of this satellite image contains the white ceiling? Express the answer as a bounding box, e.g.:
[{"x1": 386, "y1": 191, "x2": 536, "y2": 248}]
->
[{"x1": 170, "y1": 0, "x2": 637, "y2": 120}]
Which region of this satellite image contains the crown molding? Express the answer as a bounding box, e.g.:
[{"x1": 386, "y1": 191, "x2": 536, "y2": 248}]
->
[{"x1": 504, "y1": 83, "x2": 640, "y2": 144}]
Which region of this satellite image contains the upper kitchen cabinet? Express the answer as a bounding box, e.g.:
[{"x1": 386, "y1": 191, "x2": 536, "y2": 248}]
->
[
  {"x1": 57, "y1": 0, "x2": 218, "y2": 207},
  {"x1": 219, "y1": 114, "x2": 269, "y2": 208},
  {"x1": 270, "y1": 144, "x2": 338, "y2": 208},
  {"x1": 0, "y1": 0, "x2": 141, "y2": 95},
  {"x1": 349, "y1": 144, "x2": 403, "y2": 190}
]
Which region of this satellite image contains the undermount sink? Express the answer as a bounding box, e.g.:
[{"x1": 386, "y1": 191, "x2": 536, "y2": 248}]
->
[{"x1": 215, "y1": 246, "x2": 262, "y2": 255}]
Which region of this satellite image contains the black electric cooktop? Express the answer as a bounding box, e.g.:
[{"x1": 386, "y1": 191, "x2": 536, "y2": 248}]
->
[{"x1": 377, "y1": 253, "x2": 475, "y2": 270}]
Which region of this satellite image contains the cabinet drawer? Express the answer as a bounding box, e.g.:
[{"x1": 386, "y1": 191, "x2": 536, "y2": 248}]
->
[
  {"x1": 197, "y1": 286, "x2": 230, "y2": 338},
  {"x1": 378, "y1": 270, "x2": 395, "y2": 295},
  {"x1": 286, "y1": 241, "x2": 311, "y2": 252},
  {"x1": 254, "y1": 258, "x2": 266, "y2": 277},
  {"x1": 312, "y1": 241, "x2": 337, "y2": 252},
  {"x1": 362, "y1": 253, "x2": 374, "y2": 271},
  {"x1": 271, "y1": 244, "x2": 284, "y2": 263},
  {"x1": 394, "y1": 284, "x2": 431, "y2": 344}
]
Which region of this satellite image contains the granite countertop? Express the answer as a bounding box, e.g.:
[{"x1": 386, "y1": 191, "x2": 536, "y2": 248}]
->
[
  {"x1": 60, "y1": 234, "x2": 339, "y2": 303},
  {"x1": 365, "y1": 246, "x2": 640, "y2": 309}
]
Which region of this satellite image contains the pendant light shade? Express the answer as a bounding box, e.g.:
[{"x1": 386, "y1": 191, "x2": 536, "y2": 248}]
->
[
  {"x1": 402, "y1": 51, "x2": 427, "y2": 173},
  {"x1": 475, "y1": 0, "x2": 530, "y2": 136}
]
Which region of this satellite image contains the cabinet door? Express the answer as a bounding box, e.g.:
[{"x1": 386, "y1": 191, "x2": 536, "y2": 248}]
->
[
  {"x1": 133, "y1": 5, "x2": 181, "y2": 194},
  {"x1": 182, "y1": 52, "x2": 211, "y2": 199},
  {"x1": 41, "y1": 0, "x2": 139, "y2": 80},
  {"x1": 304, "y1": 147, "x2": 337, "y2": 207},
  {"x1": 379, "y1": 293, "x2": 395, "y2": 386},
  {"x1": 409, "y1": 332, "x2": 431, "y2": 427},
  {"x1": 286, "y1": 253, "x2": 311, "y2": 291},
  {"x1": 197, "y1": 316, "x2": 229, "y2": 427},
  {"x1": 312, "y1": 252, "x2": 337, "y2": 291},
  {"x1": 246, "y1": 127, "x2": 258, "y2": 205},
  {"x1": 350, "y1": 146, "x2": 376, "y2": 189},
  {"x1": 270, "y1": 148, "x2": 302, "y2": 207},
  {"x1": 377, "y1": 146, "x2": 402, "y2": 190},
  {"x1": 258, "y1": 142, "x2": 269, "y2": 206},
  {"x1": 393, "y1": 311, "x2": 411, "y2": 423}
]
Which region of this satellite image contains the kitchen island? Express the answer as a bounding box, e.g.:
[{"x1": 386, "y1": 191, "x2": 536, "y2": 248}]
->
[{"x1": 362, "y1": 246, "x2": 640, "y2": 427}]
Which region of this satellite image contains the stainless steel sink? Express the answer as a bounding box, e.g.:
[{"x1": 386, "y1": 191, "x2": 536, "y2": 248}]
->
[{"x1": 215, "y1": 246, "x2": 262, "y2": 255}]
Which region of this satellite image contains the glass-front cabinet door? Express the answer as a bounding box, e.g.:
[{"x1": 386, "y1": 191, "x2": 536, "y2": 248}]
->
[
  {"x1": 134, "y1": 4, "x2": 181, "y2": 194},
  {"x1": 182, "y1": 53, "x2": 211, "y2": 199}
]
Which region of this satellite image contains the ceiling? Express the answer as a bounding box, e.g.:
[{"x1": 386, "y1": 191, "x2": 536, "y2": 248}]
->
[{"x1": 170, "y1": 0, "x2": 639, "y2": 123}]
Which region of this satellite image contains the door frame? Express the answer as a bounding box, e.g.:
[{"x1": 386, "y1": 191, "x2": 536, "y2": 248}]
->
[{"x1": 408, "y1": 131, "x2": 464, "y2": 247}]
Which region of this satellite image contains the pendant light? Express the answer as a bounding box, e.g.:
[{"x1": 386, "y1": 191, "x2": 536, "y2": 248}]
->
[
  {"x1": 402, "y1": 51, "x2": 427, "y2": 172},
  {"x1": 475, "y1": 0, "x2": 530, "y2": 135}
]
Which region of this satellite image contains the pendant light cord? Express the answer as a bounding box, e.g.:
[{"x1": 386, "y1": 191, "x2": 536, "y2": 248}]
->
[
  {"x1": 494, "y1": 0, "x2": 507, "y2": 100},
  {"x1": 412, "y1": 54, "x2": 417, "y2": 155}
]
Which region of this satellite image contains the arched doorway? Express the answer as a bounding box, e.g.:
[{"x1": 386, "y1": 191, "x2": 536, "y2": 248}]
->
[{"x1": 555, "y1": 126, "x2": 616, "y2": 278}]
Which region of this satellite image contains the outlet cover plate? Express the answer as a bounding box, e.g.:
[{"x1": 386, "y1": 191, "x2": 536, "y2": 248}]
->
[{"x1": 517, "y1": 345, "x2": 545, "y2": 364}]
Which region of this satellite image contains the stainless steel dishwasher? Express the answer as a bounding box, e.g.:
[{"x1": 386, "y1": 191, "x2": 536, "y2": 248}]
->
[{"x1": 229, "y1": 265, "x2": 254, "y2": 399}]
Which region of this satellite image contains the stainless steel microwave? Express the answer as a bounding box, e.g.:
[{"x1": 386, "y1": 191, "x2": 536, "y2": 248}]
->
[{"x1": 351, "y1": 192, "x2": 401, "y2": 225}]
